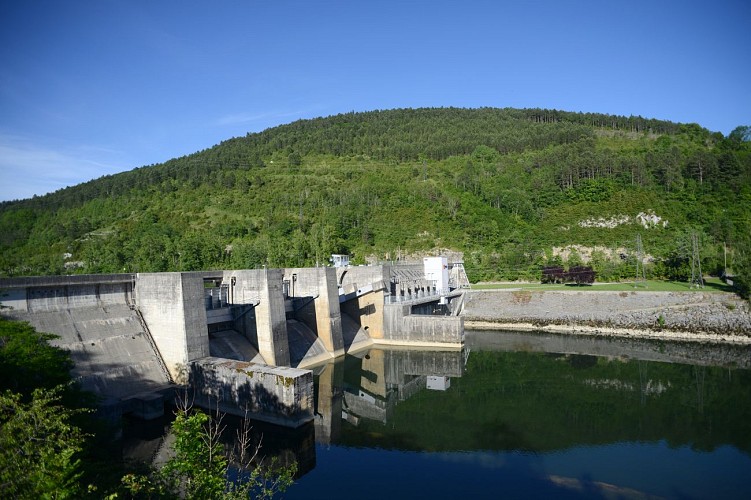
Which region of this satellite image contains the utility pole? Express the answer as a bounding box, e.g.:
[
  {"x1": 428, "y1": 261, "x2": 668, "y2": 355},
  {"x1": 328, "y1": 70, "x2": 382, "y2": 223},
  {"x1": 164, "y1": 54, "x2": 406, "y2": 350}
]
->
[{"x1": 690, "y1": 232, "x2": 704, "y2": 289}]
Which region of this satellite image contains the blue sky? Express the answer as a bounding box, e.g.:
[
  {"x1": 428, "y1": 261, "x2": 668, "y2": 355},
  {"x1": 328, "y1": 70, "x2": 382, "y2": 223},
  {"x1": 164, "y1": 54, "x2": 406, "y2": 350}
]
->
[{"x1": 1, "y1": 0, "x2": 749, "y2": 201}]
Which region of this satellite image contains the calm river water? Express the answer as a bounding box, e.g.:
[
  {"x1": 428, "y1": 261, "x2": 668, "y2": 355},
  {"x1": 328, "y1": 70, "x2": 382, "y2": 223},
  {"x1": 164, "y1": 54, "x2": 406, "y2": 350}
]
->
[
  {"x1": 125, "y1": 330, "x2": 751, "y2": 499},
  {"x1": 283, "y1": 330, "x2": 751, "y2": 499}
]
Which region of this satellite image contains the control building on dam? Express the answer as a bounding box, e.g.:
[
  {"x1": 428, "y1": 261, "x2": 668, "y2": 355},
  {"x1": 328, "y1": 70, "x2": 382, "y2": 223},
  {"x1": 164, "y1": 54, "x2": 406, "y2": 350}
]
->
[{"x1": 0, "y1": 257, "x2": 467, "y2": 427}]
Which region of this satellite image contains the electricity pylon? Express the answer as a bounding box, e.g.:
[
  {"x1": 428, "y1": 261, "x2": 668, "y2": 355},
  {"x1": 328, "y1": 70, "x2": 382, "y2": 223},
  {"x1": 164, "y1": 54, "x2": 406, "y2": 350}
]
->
[
  {"x1": 634, "y1": 233, "x2": 647, "y2": 287},
  {"x1": 690, "y1": 232, "x2": 704, "y2": 289}
]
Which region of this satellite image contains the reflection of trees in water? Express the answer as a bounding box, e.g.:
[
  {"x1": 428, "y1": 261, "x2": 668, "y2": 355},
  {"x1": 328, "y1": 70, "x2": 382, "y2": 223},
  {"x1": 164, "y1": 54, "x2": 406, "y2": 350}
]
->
[
  {"x1": 693, "y1": 365, "x2": 706, "y2": 415},
  {"x1": 569, "y1": 354, "x2": 597, "y2": 369},
  {"x1": 639, "y1": 360, "x2": 648, "y2": 407},
  {"x1": 342, "y1": 348, "x2": 751, "y2": 454}
]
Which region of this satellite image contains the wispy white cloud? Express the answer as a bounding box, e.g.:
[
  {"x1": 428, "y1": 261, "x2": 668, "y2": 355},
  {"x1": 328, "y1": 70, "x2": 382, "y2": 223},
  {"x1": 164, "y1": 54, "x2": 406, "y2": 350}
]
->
[
  {"x1": 212, "y1": 106, "x2": 327, "y2": 128},
  {"x1": 0, "y1": 134, "x2": 127, "y2": 202},
  {"x1": 214, "y1": 111, "x2": 278, "y2": 126}
]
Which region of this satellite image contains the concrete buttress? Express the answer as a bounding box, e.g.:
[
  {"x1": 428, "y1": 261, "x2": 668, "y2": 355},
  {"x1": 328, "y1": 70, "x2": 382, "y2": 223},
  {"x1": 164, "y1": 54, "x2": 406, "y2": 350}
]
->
[
  {"x1": 136, "y1": 272, "x2": 210, "y2": 382},
  {"x1": 227, "y1": 269, "x2": 290, "y2": 366}
]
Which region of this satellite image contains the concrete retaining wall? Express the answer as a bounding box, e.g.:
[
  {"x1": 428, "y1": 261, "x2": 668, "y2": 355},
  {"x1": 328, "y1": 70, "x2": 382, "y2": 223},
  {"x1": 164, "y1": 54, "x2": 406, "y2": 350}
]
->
[
  {"x1": 383, "y1": 304, "x2": 464, "y2": 344},
  {"x1": 382, "y1": 302, "x2": 463, "y2": 345},
  {"x1": 394, "y1": 315, "x2": 464, "y2": 344},
  {"x1": 190, "y1": 357, "x2": 314, "y2": 428}
]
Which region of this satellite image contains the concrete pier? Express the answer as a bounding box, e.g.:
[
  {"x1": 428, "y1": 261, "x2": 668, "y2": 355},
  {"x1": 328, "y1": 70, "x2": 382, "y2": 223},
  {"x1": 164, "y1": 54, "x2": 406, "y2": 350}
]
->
[
  {"x1": 283, "y1": 267, "x2": 344, "y2": 356},
  {"x1": 190, "y1": 358, "x2": 313, "y2": 428},
  {"x1": 223, "y1": 269, "x2": 290, "y2": 367}
]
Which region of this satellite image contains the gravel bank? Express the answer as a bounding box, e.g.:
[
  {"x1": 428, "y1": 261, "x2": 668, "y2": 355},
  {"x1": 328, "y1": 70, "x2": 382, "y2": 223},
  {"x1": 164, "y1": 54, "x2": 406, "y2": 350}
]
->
[{"x1": 462, "y1": 290, "x2": 751, "y2": 344}]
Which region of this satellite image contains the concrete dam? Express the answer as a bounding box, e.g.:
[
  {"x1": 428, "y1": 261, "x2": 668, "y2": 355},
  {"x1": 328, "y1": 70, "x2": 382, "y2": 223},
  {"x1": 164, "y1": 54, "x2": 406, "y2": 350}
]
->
[{"x1": 0, "y1": 259, "x2": 466, "y2": 427}]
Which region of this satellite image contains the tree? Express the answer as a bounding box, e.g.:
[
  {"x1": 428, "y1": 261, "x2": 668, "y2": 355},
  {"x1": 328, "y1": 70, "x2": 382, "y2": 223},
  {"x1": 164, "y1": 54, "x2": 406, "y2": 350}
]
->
[
  {"x1": 731, "y1": 230, "x2": 751, "y2": 299},
  {"x1": 0, "y1": 318, "x2": 98, "y2": 497},
  {"x1": 121, "y1": 398, "x2": 297, "y2": 499},
  {"x1": 649, "y1": 145, "x2": 684, "y2": 192},
  {"x1": 0, "y1": 318, "x2": 296, "y2": 499},
  {"x1": 287, "y1": 152, "x2": 302, "y2": 168},
  {"x1": 728, "y1": 125, "x2": 751, "y2": 144},
  {"x1": 1, "y1": 107, "x2": 750, "y2": 293},
  {"x1": 0, "y1": 387, "x2": 89, "y2": 499},
  {"x1": 687, "y1": 150, "x2": 716, "y2": 186},
  {"x1": 0, "y1": 318, "x2": 76, "y2": 400}
]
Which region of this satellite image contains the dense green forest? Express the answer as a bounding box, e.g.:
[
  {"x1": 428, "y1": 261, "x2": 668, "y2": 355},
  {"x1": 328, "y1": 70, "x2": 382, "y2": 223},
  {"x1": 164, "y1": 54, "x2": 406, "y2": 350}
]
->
[{"x1": 1, "y1": 108, "x2": 749, "y2": 293}]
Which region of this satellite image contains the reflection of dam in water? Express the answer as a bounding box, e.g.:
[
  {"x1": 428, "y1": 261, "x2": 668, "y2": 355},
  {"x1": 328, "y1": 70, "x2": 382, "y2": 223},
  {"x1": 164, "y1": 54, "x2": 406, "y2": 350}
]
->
[
  {"x1": 117, "y1": 331, "x2": 751, "y2": 497},
  {"x1": 0, "y1": 258, "x2": 466, "y2": 425},
  {"x1": 119, "y1": 346, "x2": 467, "y2": 479},
  {"x1": 312, "y1": 347, "x2": 467, "y2": 444},
  {"x1": 294, "y1": 333, "x2": 751, "y2": 499}
]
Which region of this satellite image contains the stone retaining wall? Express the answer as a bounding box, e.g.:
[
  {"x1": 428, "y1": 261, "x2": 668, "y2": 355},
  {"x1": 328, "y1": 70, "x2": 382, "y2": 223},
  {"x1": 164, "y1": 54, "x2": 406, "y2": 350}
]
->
[{"x1": 462, "y1": 290, "x2": 751, "y2": 338}]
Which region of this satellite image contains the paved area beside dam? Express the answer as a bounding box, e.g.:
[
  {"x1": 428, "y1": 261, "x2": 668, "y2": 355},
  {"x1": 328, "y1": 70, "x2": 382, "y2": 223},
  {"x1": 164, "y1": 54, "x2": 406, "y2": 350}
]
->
[{"x1": 462, "y1": 289, "x2": 751, "y2": 343}]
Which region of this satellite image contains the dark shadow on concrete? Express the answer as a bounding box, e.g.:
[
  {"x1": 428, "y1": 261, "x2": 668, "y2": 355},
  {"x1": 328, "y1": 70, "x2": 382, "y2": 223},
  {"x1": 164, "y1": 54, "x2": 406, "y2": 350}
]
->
[
  {"x1": 340, "y1": 312, "x2": 370, "y2": 352},
  {"x1": 189, "y1": 361, "x2": 312, "y2": 428},
  {"x1": 287, "y1": 320, "x2": 324, "y2": 367}
]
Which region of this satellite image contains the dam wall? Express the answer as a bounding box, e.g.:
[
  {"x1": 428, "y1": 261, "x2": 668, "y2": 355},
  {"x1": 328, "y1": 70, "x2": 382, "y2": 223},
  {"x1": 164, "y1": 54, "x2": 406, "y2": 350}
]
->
[
  {"x1": 0, "y1": 274, "x2": 173, "y2": 418},
  {"x1": 0, "y1": 272, "x2": 310, "y2": 425},
  {"x1": 0, "y1": 274, "x2": 135, "y2": 312},
  {"x1": 1, "y1": 262, "x2": 467, "y2": 423}
]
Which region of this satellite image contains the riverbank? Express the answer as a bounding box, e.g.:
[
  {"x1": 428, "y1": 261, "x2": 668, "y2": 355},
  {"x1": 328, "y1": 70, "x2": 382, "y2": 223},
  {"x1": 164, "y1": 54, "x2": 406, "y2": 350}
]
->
[{"x1": 462, "y1": 289, "x2": 751, "y2": 344}]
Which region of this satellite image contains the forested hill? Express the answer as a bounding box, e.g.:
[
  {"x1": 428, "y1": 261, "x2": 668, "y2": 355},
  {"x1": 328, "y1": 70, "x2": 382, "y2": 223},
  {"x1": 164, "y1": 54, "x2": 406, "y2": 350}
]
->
[{"x1": 1, "y1": 108, "x2": 749, "y2": 294}]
